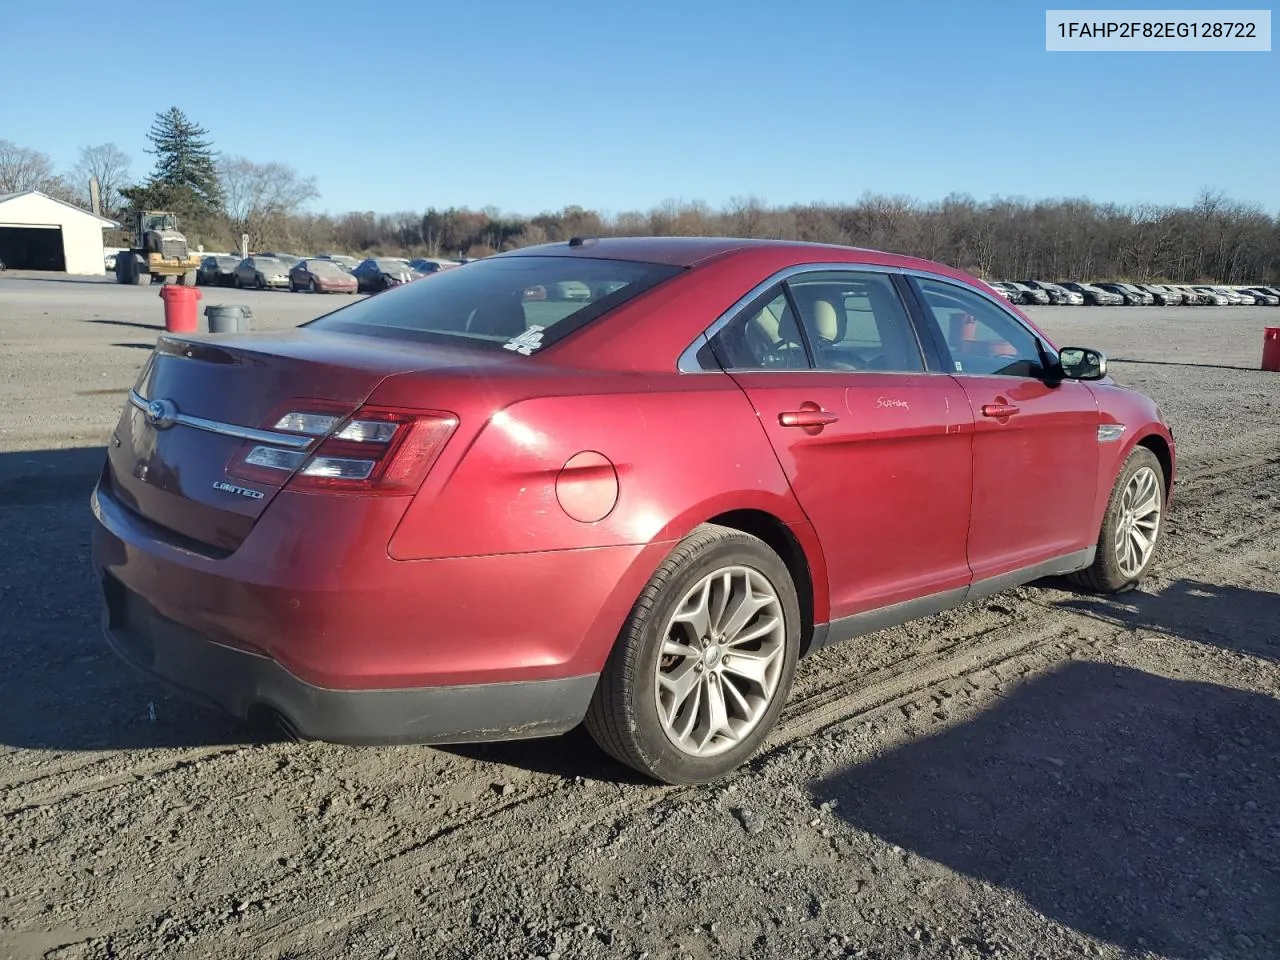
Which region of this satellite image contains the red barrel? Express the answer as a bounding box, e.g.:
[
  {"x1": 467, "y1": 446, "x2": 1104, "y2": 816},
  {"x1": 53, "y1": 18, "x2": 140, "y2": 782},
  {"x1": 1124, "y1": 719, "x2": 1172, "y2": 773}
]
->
[
  {"x1": 1264, "y1": 327, "x2": 1280, "y2": 373},
  {"x1": 159, "y1": 284, "x2": 201, "y2": 333}
]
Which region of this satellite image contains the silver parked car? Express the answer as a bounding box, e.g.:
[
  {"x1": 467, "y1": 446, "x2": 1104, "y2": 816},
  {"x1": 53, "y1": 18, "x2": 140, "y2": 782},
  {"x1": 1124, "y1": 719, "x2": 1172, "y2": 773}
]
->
[
  {"x1": 992, "y1": 281, "x2": 1050, "y2": 305},
  {"x1": 234, "y1": 256, "x2": 291, "y2": 290},
  {"x1": 1021, "y1": 280, "x2": 1083, "y2": 305},
  {"x1": 1190, "y1": 286, "x2": 1232, "y2": 305}
]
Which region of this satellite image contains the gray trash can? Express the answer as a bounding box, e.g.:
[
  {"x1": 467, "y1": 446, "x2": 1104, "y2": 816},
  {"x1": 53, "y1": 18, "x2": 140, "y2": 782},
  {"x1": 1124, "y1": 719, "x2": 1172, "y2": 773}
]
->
[{"x1": 205, "y1": 304, "x2": 253, "y2": 334}]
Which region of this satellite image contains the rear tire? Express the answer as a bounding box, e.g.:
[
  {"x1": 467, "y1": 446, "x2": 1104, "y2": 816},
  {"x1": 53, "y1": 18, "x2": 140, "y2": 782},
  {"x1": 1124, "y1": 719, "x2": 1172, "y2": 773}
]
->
[
  {"x1": 1070, "y1": 446, "x2": 1165, "y2": 593},
  {"x1": 182, "y1": 269, "x2": 197, "y2": 286},
  {"x1": 585, "y1": 524, "x2": 801, "y2": 785}
]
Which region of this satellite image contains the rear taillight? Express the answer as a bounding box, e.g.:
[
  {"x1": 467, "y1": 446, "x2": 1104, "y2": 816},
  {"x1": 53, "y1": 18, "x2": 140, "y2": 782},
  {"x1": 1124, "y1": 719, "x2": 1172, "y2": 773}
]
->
[{"x1": 227, "y1": 405, "x2": 457, "y2": 495}]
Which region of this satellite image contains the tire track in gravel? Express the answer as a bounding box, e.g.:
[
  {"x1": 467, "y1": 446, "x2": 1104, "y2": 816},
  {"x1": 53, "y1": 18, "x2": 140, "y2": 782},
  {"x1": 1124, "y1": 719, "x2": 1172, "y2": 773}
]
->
[
  {"x1": 0, "y1": 747, "x2": 244, "y2": 820},
  {"x1": 1173, "y1": 446, "x2": 1280, "y2": 493},
  {"x1": 238, "y1": 621, "x2": 1109, "y2": 956}
]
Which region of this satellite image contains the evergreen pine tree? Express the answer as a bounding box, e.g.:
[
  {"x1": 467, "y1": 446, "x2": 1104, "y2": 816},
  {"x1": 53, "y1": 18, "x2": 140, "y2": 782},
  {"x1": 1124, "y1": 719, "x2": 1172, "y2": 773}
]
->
[{"x1": 143, "y1": 107, "x2": 222, "y2": 211}]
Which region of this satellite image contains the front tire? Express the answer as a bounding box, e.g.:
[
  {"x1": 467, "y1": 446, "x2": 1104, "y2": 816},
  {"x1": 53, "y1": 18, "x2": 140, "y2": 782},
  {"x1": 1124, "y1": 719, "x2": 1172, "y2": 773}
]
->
[
  {"x1": 585, "y1": 524, "x2": 801, "y2": 785},
  {"x1": 1071, "y1": 447, "x2": 1165, "y2": 593}
]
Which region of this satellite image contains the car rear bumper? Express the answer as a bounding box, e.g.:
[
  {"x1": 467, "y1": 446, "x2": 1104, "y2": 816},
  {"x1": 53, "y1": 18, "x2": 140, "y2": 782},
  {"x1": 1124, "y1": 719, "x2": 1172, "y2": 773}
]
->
[
  {"x1": 100, "y1": 578, "x2": 595, "y2": 744},
  {"x1": 90, "y1": 479, "x2": 666, "y2": 743}
]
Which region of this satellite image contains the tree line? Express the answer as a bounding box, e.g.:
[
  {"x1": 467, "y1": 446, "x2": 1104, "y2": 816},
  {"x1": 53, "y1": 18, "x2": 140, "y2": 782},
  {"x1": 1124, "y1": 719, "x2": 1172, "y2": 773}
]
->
[{"x1": 2, "y1": 109, "x2": 1277, "y2": 283}]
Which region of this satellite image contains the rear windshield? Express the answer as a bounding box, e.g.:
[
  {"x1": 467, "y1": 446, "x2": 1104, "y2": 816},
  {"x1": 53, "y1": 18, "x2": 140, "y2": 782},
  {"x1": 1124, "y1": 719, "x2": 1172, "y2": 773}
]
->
[{"x1": 306, "y1": 255, "x2": 682, "y2": 351}]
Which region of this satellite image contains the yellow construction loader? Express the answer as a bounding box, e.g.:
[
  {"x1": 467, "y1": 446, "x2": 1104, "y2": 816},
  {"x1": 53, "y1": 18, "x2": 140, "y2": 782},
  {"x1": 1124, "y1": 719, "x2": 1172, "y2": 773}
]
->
[{"x1": 114, "y1": 210, "x2": 201, "y2": 285}]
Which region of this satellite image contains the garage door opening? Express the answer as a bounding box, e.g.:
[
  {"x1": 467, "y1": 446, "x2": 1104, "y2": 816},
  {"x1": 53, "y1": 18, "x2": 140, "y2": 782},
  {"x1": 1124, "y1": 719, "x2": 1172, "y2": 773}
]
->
[{"x1": 0, "y1": 225, "x2": 66, "y2": 271}]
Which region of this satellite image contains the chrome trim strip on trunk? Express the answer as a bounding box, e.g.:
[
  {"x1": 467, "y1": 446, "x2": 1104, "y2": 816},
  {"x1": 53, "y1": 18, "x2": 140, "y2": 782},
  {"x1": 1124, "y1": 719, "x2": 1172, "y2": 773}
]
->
[{"x1": 128, "y1": 390, "x2": 315, "y2": 450}]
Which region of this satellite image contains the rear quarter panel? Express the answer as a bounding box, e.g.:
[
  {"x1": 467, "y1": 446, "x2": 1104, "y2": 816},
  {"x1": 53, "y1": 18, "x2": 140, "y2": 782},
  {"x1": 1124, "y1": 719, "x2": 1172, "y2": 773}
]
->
[{"x1": 383, "y1": 373, "x2": 810, "y2": 560}]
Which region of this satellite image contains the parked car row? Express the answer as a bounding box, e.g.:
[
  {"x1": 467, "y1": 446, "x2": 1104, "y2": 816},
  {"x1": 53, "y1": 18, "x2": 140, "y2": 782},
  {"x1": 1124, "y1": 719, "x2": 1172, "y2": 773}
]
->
[
  {"x1": 195, "y1": 254, "x2": 466, "y2": 294},
  {"x1": 990, "y1": 279, "x2": 1280, "y2": 306}
]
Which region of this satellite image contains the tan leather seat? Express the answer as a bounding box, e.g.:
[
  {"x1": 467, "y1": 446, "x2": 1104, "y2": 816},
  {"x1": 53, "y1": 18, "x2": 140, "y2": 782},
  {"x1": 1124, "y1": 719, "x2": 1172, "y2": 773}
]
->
[
  {"x1": 748, "y1": 303, "x2": 783, "y2": 343},
  {"x1": 812, "y1": 299, "x2": 842, "y2": 342}
]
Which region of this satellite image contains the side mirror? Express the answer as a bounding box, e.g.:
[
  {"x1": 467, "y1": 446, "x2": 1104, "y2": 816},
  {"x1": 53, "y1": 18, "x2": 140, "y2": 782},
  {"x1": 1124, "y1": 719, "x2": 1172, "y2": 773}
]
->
[{"x1": 1058, "y1": 346, "x2": 1107, "y2": 381}]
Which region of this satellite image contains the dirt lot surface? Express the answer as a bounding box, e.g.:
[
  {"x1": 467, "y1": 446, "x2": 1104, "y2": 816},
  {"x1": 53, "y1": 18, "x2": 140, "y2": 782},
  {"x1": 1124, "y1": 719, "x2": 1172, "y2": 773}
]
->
[{"x1": 1, "y1": 273, "x2": 1277, "y2": 960}]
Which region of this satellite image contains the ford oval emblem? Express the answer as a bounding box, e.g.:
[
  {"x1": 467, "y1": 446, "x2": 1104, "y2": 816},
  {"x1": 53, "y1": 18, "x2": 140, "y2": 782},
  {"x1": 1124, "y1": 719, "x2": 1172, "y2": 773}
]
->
[{"x1": 145, "y1": 398, "x2": 178, "y2": 429}]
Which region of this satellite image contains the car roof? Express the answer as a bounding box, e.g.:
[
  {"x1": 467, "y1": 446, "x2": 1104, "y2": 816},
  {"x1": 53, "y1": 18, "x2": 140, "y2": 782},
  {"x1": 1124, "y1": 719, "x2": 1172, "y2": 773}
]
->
[{"x1": 494, "y1": 236, "x2": 998, "y2": 286}]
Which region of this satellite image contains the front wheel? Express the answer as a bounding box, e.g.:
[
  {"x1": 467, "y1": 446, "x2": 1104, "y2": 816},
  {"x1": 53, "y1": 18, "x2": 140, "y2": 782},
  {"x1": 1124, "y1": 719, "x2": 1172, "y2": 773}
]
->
[
  {"x1": 585, "y1": 524, "x2": 801, "y2": 785},
  {"x1": 1071, "y1": 446, "x2": 1165, "y2": 593}
]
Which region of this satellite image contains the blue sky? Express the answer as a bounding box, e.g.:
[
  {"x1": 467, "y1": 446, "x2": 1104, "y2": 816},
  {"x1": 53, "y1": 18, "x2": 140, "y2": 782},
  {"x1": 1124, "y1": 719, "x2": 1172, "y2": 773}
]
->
[{"x1": 3, "y1": 0, "x2": 1275, "y2": 216}]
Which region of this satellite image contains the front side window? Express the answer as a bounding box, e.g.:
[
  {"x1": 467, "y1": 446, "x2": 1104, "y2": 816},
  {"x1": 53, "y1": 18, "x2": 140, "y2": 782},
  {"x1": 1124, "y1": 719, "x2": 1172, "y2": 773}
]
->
[
  {"x1": 308, "y1": 255, "x2": 681, "y2": 351},
  {"x1": 786, "y1": 272, "x2": 924, "y2": 372},
  {"x1": 914, "y1": 277, "x2": 1047, "y2": 378}
]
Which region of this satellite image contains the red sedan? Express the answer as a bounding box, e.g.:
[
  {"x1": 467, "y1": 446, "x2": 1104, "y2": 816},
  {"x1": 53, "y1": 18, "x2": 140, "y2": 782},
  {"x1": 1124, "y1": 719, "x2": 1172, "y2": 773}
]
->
[
  {"x1": 91, "y1": 238, "x2": 1175, "y2": 784},
  {"x1": 289, "y1": 258, "x2": 359, "y2": 294}
]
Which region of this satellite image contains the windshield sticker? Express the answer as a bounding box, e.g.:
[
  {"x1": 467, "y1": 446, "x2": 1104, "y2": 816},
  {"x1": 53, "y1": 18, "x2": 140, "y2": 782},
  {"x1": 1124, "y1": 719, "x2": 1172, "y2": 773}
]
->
[{"x1": 503, "y1": 325, "x2": 546, "y2": 356}]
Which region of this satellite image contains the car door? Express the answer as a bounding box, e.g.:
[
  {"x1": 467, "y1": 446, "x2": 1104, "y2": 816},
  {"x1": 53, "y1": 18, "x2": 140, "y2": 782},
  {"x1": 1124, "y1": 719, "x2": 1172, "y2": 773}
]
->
[
  {"x1": 701, "y1": 270, "x2": 975, "y2": 624},
  {"x1": 906, "y1": 275, "x2": 1100, "y2": 586}
]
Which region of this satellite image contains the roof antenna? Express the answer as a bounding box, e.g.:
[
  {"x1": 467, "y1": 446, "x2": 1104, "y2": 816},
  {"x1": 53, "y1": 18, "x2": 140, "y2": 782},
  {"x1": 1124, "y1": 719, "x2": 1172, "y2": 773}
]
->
[{"x1": 568, "y1": 236, "x2": 598, "y2": 248}]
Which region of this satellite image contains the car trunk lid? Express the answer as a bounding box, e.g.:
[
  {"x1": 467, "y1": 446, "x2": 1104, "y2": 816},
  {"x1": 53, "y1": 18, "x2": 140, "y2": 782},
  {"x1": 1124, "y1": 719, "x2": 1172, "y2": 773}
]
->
[{"x1": 104, "y1": 330, "x2": 471, "y2": 553}]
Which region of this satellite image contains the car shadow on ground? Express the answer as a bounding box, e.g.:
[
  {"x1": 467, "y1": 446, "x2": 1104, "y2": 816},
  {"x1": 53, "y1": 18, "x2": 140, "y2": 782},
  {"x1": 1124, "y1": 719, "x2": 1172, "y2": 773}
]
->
[
  {"x1": 1047, "y1": 576, "x2": 1279, "y2": 663},
  {"x1": 1111, "y1": 356, "x2": 1261, "y2": 372},
  {"x1": 0, "y1": 446, "x2": 274, "y2": 751},
  {"x1": 0, "y1": 445, "x2": 624, "y2": 770},
  {"x1": 817, "y1": 660, "x2": 1280, "y2": 959},
  {"x1": 440, "y1": 728, "x2": 651, "y2": 785}
]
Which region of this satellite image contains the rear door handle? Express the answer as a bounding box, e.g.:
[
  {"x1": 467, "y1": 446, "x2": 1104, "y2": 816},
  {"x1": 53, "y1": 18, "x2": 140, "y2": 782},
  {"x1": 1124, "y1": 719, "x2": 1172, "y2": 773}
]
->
[
  {"x1": 779, "y1": 405, "x2": 840, "y2": 428},
  {"x1": 981, "y1": 402, "x2": 1021, "y2": 419}
]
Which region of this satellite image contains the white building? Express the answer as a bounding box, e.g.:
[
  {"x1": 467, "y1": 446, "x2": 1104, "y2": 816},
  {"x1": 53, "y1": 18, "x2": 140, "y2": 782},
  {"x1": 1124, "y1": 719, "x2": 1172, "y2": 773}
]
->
[{"x1": 0, "y1": 190, "x2": 118, "y2": 275}]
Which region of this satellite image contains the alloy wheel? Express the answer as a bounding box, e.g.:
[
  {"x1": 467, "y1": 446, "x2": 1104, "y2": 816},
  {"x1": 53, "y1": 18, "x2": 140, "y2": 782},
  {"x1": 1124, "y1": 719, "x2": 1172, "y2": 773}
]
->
[
  {"x1": 1114, "y1": 466, "x2": 1161, "y2": 578},
  {"x1": 654, "y1": 565, "x2": 786, "y2": 757}
]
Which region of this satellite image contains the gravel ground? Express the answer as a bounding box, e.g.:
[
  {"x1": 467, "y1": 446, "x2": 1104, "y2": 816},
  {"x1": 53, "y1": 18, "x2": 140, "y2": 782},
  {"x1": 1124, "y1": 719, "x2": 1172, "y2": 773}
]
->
[{"x1": 1, "y1": 273, "x2": 1278, "y2": 960}]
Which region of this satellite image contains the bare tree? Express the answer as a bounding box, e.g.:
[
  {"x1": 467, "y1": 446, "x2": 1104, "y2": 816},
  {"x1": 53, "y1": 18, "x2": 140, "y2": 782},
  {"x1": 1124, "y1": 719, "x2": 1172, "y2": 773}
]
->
[
  {"x1": 70, "y1": 143, "x2": 132, "y2": 217},
  {"x1": 219, "y1": 156, "x2": 319, "y2": 250},
  {"x1": 0, "y1": 139, "x2": 75, "y2": 199}
]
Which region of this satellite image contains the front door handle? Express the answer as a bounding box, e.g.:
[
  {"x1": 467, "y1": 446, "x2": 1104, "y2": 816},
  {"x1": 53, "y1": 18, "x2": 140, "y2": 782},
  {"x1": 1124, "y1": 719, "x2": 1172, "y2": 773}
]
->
[
  {"x1": 981, "y1": 402, "x2": 1021, "y2": 419},
  {"x1": 779, "y1": 403, "x2": 840, "y2": 428}
]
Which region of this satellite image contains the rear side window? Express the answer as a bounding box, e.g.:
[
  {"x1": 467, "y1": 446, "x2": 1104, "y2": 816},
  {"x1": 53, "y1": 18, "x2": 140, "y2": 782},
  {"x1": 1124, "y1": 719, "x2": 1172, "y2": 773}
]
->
[
  {"x1": 787, "y1": 272, "x2": 924, "y2": 372},
  {"x1": 307, "y1": 256, "x2": 681, "y2": 352}
]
